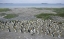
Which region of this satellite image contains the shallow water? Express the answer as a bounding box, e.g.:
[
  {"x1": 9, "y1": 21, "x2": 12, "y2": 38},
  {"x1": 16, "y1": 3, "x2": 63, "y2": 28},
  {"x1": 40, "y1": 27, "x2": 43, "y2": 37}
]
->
[{"x1": 0, "y1": 3, "x2": 64, "y2": 8}]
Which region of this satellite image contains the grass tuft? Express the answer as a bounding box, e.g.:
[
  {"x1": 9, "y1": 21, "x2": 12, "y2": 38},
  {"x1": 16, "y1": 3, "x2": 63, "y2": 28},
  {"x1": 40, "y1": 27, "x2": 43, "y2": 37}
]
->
[
  {"x1": 35, "y1": 8, "x2": 64, "y2": 20},
  {"x1": 0, "y1": 8, "x2": 11, "y2": 12},
  {"x1": 54, "y1": 8, "x2": 64, "y2": 17},
  {"x1": 0, "y1": 13, "x2": 6, "y2": 16},
  {"x1": 35, "y1": 13, "x2": 55, "y2": 20},
  {"x1": 4, "y1": 14, "x2": 18, "y2": 19}
]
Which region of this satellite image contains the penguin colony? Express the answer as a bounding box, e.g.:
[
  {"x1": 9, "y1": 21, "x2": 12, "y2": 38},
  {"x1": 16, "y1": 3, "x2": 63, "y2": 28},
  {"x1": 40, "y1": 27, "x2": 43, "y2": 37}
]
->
[{"x1": 0, "y1": 19, "x2": 64, "y2": 38}]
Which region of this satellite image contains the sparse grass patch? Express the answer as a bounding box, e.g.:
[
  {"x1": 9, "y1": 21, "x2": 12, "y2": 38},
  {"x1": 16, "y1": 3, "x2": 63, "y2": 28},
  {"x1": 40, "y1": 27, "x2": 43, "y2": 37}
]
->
[
  {"x1": 4, "y1": 14, "x2": 18, "y2": 19},
  {"x1": 54, "y1": 8, "x2": 64, "y2": 14},
  {"x1": 57, "y1": 13, "x2": 64, "y2": 17},
  {"x1": 35, "y1": 8, "x2": 64, "y2": 20},
  {"x1": 35, "y1": 13, "x2": 55, "y2": 20},
  {"x1": 53, "y1": 8, "x2": 64, "y2": 17},
  {"x1": 0, "y1": 13, "x2": 6, "y2": 16},
  {"x1": 0, "y1": 8, "x2": 11, "y2": 12}
]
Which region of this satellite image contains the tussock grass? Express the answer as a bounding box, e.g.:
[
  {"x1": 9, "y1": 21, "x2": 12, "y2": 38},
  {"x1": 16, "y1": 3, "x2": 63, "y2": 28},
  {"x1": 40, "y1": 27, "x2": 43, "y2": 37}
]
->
[
  {"x1": 0, "y1": 13, "x2": 6, "y2": 16},
  {"x1": 0, "y1": 8, "x2": 11, "y2": 12},
  {"x1": 35, "y1": 8, "x2": 64, "y2": 19},
  {"x1": 4, "y1": 14, "x2": 18, "y2": 19},
  {"x1": 54, "y1": 8, "x2": 64, "y2": 17},
  {"x1": 35, "y1": 13, "x2": 55, "y2": 20}
]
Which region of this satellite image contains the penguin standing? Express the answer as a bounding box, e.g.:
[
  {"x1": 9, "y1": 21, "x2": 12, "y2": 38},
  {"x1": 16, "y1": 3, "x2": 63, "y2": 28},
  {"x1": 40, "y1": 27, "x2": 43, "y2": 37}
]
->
[
  {"x1": 30, "y1": 30, "x2": 33, "y2": 36},
  {"x1": 7, "y1": 26, "x2": 11, "y2": 32}
]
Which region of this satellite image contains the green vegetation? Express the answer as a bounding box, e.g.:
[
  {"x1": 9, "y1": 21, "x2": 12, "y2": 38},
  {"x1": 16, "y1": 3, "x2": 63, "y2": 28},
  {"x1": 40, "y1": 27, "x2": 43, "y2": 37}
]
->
[
  {"x1": 35, "y1": 8, "x2": 64, "y2": 20},
  {"x1": 54, "y1": 8, "x2": 64, "y2": 13},
  {"x1": 0, "y1": 8, "x2": 11, "y2": 12},
  {"x1": 53, "y1": 8, "x2": 64, "y2": 17},
  {"x1": 35, "y1": 13, "x2": 55, "y2": 20},
  {"x1": 0, "y1": 13, "x2": 6, "y2": 16},
  {"x1": 0, "y1": 8, "x2": 18, "y2": 19},
  {"x1": 56, "y1": 13, "x2": 64, "y2": 17},
  {"x1": 4, "y1": 14, "x2": 18, "y2": 19}
]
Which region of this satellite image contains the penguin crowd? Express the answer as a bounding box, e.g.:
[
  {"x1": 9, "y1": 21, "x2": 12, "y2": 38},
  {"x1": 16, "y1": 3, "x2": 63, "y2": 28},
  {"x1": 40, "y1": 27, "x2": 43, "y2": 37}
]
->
[{"x1": 0, "y1": 19, "x2": 64, "y2": 38}]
